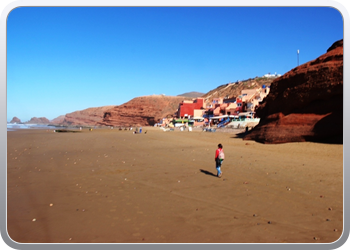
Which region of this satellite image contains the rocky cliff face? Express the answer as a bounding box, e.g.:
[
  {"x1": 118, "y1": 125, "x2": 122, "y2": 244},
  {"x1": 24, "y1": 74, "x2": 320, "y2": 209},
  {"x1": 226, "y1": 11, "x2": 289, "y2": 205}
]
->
[
  {"x1": 98, "y1": 95, "x2": 191, "y2": 127},
  {"x1": 10, "y1": 117, "x2": 21, "y2": 124},
  {"x1": 50, "y1": 96, "x2": 192, "y2": 127},
  {"x1": 25, "y1": 117, "x2": 51, "y2": 124},
  {"x1": 58, "y1": 106, "x2": 116, "y2": 126},
  {"x1": 50, "y1": 115, "x2": 66, "y2": 124},
  {"x1": 244, "y1": 40, "x2": 343, "y2": 144}
]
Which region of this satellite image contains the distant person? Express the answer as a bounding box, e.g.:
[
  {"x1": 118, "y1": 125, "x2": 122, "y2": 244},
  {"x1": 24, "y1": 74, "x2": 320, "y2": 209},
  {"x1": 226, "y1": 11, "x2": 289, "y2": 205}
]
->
[
  {"x1": 140, "y1": 127, "x2": 142, "y2": 133},
  {"x1": 215, "y1": 144, "x2": 225, "y2": 178}
]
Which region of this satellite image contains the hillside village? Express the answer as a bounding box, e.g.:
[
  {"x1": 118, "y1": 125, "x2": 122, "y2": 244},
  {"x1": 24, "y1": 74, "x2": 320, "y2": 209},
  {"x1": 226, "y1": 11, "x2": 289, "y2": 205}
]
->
[{"x1": 158, "y1": 73, "x2": 280, "y2": 130}]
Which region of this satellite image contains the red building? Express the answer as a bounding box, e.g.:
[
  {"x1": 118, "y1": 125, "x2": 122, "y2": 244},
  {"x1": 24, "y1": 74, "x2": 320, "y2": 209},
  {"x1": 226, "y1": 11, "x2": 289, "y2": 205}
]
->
[
  {"x1": 177, "y1": 98, "x2": 205, "y2": 118},
  {"x1": 236, "y1": 96, "x2": 243, "y2": 112}
]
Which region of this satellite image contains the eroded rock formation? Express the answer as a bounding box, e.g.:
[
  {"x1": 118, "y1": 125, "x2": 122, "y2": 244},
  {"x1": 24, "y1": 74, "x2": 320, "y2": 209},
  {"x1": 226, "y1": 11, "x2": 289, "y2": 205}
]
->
[
  {"x1": 244, "y1": 39, "x2": 343, "y2": 144},
  {"x1": 98, "y1": 95, "x2": 191, "y2": 127},
  {"x1": 53, "y1": 95, "x2": 191, "y2": 127},
  {"x1": 25, "y1": 117, "x2": 51, "y2": 124},
  {"x1": 59, "y1": 106, "x2": 115, "y2": 126},
  {"x1": 10, "y1": 117, "x2": 21, "y2": 124}
]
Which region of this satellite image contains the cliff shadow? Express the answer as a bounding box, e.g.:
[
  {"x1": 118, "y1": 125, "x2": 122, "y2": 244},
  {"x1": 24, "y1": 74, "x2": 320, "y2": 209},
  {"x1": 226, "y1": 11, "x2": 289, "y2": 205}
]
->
[
  {"x1": 307, "y1": 111, "x2": 343, "y2": 144},
  {"x1": 231, "y1": 132, "x2": 246, "y2": 139},
  {"x1": 231, "y1": 130, "x2": 254, "y2": 139}
]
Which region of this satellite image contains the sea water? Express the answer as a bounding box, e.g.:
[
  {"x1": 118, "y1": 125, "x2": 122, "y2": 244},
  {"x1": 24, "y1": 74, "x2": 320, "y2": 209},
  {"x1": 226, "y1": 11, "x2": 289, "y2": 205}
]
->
[{"x1": 7, "y1": 123, "x2": 60, "y2": 131}]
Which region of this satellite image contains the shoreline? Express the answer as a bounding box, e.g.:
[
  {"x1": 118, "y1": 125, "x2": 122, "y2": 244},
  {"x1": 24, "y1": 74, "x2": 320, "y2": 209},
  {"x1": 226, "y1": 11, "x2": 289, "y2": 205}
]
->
[{"x1": 7, "y1": 124, "x2": 248, "y2": 134}]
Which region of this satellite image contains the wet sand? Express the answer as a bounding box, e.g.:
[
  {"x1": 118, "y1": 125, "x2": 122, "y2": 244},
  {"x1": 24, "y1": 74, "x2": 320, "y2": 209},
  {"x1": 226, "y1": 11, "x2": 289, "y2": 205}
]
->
[{"x1": 7, "y1": 127, "x2": 343, "y2": 243}]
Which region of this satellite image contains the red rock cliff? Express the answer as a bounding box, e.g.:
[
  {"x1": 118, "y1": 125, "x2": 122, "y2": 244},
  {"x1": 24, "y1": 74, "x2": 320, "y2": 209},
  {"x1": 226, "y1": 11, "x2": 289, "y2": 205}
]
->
[
  {"x1": 59, "y1": 106, "x2": 115, "y2": 126},
  {"x1": 244, "y1": 39, "x2": 343, "y2": 144},
  {"x1": 98, "y1": 95, "x2": 191, "y2": 127}
]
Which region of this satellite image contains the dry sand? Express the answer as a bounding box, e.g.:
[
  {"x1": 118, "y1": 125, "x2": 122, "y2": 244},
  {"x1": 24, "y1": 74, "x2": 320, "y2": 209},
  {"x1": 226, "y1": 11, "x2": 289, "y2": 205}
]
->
[{"x1": 7, "y1": 127, "x2": 343, "y2": 243}]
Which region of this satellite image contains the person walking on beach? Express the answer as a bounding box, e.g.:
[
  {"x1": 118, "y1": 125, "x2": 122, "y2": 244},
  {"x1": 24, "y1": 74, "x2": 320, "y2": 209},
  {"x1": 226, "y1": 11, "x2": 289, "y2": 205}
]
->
[{"x1": 215, "y1": 144, "x2": 225, "y2": 178}]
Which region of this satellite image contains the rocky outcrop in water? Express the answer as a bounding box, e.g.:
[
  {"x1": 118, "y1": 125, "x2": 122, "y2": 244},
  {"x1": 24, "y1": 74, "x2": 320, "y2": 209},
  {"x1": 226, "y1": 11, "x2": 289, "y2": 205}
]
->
[
  {"x1": 25, "y1": 117, "x2": 51, "y2": 124},
  {"x1": 9, "y1": 117, "x2": 21, "y2": 124},
  {"x1": 243, "y1": 39, "x2": 343, "y2": 144}
]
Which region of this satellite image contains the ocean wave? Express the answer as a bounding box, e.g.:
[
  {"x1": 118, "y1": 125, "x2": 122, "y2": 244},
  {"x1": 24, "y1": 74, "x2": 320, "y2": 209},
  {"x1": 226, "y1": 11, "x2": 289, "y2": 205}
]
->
[{"x1": 7, "y1": 123, "x2": 57, "y2": 131}]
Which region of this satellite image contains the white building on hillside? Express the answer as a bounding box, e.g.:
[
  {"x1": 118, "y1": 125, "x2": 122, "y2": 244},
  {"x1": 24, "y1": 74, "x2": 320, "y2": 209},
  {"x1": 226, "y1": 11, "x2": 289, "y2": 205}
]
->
[{"x1": 263, "y1": 72, "x2": 281, "y2": 78}]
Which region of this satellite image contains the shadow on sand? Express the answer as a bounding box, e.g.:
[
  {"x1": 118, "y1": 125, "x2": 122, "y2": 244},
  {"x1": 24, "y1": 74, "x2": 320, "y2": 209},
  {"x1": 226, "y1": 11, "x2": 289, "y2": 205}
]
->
[
  {"x1": 232, "y1": 131, "x2": 248, "y2": 138},
  {"x1": 231, "y1": 131, "x2": 343, "y2": 145},
  {"x1": 199, "y1": 169, "x2": 217, "y2": 177}
]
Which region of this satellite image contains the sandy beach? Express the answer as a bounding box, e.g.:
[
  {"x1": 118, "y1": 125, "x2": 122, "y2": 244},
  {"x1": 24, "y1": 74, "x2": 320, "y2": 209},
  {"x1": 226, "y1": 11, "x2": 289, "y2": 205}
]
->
[{"x1": 7, "y1": 127, "x2": 343, "y2": 243}]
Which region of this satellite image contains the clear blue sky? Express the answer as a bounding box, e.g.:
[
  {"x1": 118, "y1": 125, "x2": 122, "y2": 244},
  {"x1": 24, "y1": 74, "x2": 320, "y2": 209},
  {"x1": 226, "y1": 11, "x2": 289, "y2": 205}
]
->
[{"x1": 7, "y1": 7, "x2": 343, "y2": 122}]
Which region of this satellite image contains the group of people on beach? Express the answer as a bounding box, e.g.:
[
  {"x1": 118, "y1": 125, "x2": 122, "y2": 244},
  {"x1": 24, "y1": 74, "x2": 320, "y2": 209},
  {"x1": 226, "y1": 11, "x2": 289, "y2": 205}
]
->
[
  {"x1": 116, "y1": 127, "x2": 143, "y2": 134},
  {"x1": 133, "y1": 127, "x2": 142, "y2": 134}
]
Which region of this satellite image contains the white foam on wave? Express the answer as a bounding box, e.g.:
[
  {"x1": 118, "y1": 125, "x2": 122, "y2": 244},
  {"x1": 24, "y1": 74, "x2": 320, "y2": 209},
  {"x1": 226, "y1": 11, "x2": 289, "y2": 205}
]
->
[{"x1": 7, "y1": 123, "x2": 55, "y2": 131}]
